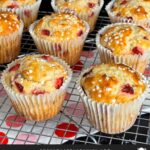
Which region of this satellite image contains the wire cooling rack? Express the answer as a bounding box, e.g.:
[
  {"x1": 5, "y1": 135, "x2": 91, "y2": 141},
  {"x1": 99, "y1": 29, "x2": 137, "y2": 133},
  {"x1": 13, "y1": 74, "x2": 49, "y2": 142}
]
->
[{"x1": 0, "y1": 11, "x2": 150, "y2": 145}]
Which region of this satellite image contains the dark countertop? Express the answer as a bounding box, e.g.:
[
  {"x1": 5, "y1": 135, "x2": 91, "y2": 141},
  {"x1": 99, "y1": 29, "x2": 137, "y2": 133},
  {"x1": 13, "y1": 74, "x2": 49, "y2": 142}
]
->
[{"x1": 40, "y1": 0, "x2": 111, "y2": 13}]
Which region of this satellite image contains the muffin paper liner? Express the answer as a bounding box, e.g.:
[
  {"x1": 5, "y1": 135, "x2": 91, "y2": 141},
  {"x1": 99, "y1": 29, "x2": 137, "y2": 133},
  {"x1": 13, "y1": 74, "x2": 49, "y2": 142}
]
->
[
  {"x1": 105, "y1": 0, "x2": 150, "y2": 30},
  {"x1": 51, "y1": 0, "x2": 104, "y2": 32},
  {"x1": 0, "y1": 0, "x2": 42, "y2": 30},
  {"x1": 0, "y1": 20, "x2": 24, "y2": 64},
  {"x1": 29, "y1": 19, "x2": 90, "y2": 66},
  {"x1": 1, "y1": 55, "x2": 72, "y2": 121},
  {"x1": 76, "y1": 66, "x2": 148, "y2": 134},
  {"x1": 96, "y1": 22, "x2": 150, "y2": 74}
]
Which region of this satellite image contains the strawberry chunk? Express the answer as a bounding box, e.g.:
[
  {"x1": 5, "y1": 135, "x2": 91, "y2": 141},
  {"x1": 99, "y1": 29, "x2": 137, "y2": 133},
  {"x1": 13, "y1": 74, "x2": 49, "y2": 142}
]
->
[
  {"x1": 41, "y1": 29, "x2": 50, "y2": 36},
  {"x1": 121, "y1": 84, "x2": 134, "y2": 94},
  {"x1": 41, "y1": 55, "x2": 53, "y2": 62},
  {"x1": 7, "y1": 3, "x2": 19, "y2": 9},
  {"x1": 88, "y1": 3, "x2": 96, "y2": 8},
  {"x1": 120, "y1": 0, "x2": 127, "y2": 5},
  {"x1": 55, "y1": 77, "x2": 64, "y2": 89},
  {"x1": 32, "y1": 89, "x2": 45, "y2": 95},
  {"x1": 9, "y1": 64, "x2": 20, "y2": 72},
  {"x1": 15, "y1": 82, "x2": 23, "y2": 93},
  {"x1": 24, "y1": 10, "x2": 31, "y2": 18},
  {"x1": 132, "y1": 46, "x2": 144, "y2": 55},
  {"x1": 77, "y1": 30, "x2": 83, "y2": 36}
]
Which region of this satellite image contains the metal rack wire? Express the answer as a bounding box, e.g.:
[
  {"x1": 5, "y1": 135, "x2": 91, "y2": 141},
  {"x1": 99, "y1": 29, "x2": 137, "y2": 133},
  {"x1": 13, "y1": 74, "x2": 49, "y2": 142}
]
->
[{"x1": 0, "y1": 11, "x2": 150, "y2": 145}]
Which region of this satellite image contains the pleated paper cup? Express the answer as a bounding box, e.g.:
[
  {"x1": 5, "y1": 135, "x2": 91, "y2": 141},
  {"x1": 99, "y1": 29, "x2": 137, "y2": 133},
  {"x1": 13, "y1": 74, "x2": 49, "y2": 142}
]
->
[
  {"x1": 76, "y1": 66, "x2": 148, "y2": 134},
  {"x1": 105, "y1": 0, "x2": 150, "y2": 30},
  {"x1": 96, "y1": 23, "x2": 150, "y2": 74},
  {"x1": 29, "y1": 20, "x2": 90, "y2": 66},
  {"x1": 51, "y1": 0, "x2": 104, "y2": 32},
  {"x1": 0, "y1": 20, "x2": 24, "y2": 65},
  {"x1": 0, "y1": 0, "x2": 42, "y2": 30},
  {"x1": 1, "y1": 55, "x2": 72, "y2": 121}
]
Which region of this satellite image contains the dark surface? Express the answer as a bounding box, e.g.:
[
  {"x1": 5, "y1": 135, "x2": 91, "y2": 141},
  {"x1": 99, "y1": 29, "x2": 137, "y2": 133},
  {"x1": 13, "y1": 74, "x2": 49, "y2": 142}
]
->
[{"x1": 40, "y1": 0, "x2": 111, "y2": 12}]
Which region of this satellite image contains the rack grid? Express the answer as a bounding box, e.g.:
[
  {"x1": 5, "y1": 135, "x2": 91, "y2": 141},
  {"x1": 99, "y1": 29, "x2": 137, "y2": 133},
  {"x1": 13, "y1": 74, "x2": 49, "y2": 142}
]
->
[{"x1": 0, "y1": 11, "x2": 150, "y2": 145}]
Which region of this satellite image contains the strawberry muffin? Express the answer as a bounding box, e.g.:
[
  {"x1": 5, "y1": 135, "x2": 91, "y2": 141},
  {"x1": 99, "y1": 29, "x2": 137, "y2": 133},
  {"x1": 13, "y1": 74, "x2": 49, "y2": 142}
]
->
[
  {"x1": 77, "y1": 63, "x2": 147, "y2": 134},
  {"x1": 0, "y1": 11, "x2": 23, "y2": 64},
  {"x1": 1, "y1": 54, "x2": 72, "y2": 121},
  {"x1": 96, "y1": 23, "x2": 150, "y2": 73},
  {"x1": 106, "y1": 0, "x2": 150, "y2": 29},
  {"x1": 0, "y1": 0, "x2": 42, "y2": 29},
  {"x1": 29, "y1": 13, "x2": 89, "y2": 66},
  {"x1": 51, "y1": 0, "x2": 104, "y2": 32}
]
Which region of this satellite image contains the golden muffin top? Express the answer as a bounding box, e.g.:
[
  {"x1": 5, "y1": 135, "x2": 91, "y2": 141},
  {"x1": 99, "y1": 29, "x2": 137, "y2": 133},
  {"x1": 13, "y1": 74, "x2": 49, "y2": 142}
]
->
[
  {"x1": 99, "y1": 24, "x2": 150, "y2": 55},
  {"x1": 111, "y1": 0, "x2": 150, "y2": 21},
  {"x1": 0, "y1": 0, "x2": 36, "y2": 8},
  {"x1": 0, "y1": 12, "x2": 21, "y2": 36},
  {"x1": 33, "y1": 13, "x2": 86, "y2": 42},
  {"x1": 55, "y1": 0, "x2": 100, "y2": 14},
  {"x1": 5, "y1": 55, "x2": 68, "y2": 95},
  {"x1": 81, "y1": 63, "x2": 146, "y2": 104}
]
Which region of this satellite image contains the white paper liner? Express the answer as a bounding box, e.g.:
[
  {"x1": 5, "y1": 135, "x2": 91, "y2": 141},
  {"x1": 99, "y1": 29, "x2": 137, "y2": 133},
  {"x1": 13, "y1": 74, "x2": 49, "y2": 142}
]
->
[
  {"x1": 1, "y1": 54, "x2": 72, "y2": 122},
  {"x1": 51, "y1": 0, "x2": 104, "y2": 32},
  {"x1": 29, "y1": 19, "x2": 90, "y2": 66},
  {"x1": 96, "y1": 22, "x2": 150, "y2": 74},
  {"x1": 105, "y1": 0, "x2": 150, "y2": 30},
  {"x1": 0, "y1": 20, "x2": 24, "y2": 64},
  {"x1": 76, "y1": 65, "x2": 148, "y2": 134},
  {"x1": 0, "y1": 0, "x2": 42, "y2": 29}
]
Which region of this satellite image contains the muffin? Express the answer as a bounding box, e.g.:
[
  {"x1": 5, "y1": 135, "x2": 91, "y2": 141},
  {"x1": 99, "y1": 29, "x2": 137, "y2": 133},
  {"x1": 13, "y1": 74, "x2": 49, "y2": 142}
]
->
[
  {"x1": 51, "y1": 0, "x2": 104, "y2": 32},
  {"x1": 29, "y1": 13, "x2": 90, "y2": 66},
  {"x1": 1, "y1": 54, "x2": 72, "y2": 121},
  {"x1": 106, "y1": 0, "x2": 150, "y2": 29},
  {"x1": 77, "y1": 63, "x2": 147, "y2": 134},
  {"x1": 0, "y1": 0, "x2": 42, "y2": 29},
  {"x1": 96, "y1": 23, "x2": 150, "y2": 73},
  {"x1": 0, "y1": 11, "x2": 23, "y2": 64}
]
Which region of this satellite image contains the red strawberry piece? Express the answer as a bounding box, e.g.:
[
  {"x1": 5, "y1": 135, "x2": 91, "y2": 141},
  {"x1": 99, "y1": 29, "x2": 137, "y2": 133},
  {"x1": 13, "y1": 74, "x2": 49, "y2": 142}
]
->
[
  {"x1": 7, "y1": 2, "x2": 19, "y2": 9},
  {"x1": 9, "y1": 64, "x2": 20, "y2": 72},
  {"x1": 120, "y1": 0, "x2": 127, "y2": 5},
  {"x1": 121, "y1": 84, "x2": 134, "y2": 94},
  {"x1": 15, "y1": 82, "x2": 23, "y2": 93},
  {"x1": 54, "y1": 44, "x2": 61, "y2": 51},
  {"x1": 55, "y1": 77, "x2": 64, "y2": 89},
  {"x1": 41, "y1": 55, "x2": 53, "y2": 62},
  {"x1": 143, "y1": 36, "x2": 149, "y2": 40},
  {"x1": 24, "y1": 10, "x2": 31, "y2": 18},
  {"x1": 41, "y1": 29, "x2": 50, "y2": 36},
  {"x1": 88, "y1": 3, "x2": 96, "y2": 8},
  {"x1": 132, "y1": 46, "x2": 144, "y2": 55},
  {"x1": 77, "y1": 30, "x2": 83, "y2": 36},
  {"x1": 32, "y1": 89, "x2": 45, "y2": 95}
]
